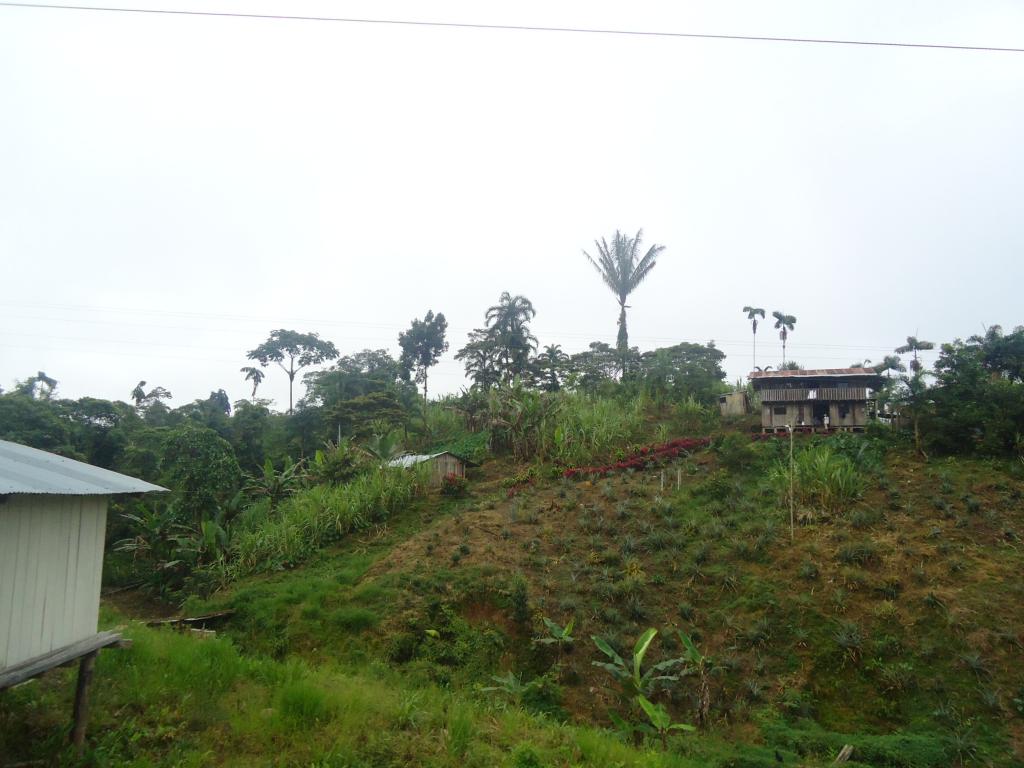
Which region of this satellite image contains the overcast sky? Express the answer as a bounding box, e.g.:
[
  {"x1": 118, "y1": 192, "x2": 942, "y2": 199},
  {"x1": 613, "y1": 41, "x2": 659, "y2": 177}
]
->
[{"x1": 2, "y1": 0, "x2": 1022, "y2": 410}]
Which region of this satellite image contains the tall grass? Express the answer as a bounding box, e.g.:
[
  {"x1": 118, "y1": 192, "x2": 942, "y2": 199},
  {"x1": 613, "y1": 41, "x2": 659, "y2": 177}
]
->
[
  {"x1": 769, "y1": 445, "x2": 866, "y2": 514},
  {"x1": 542, "y1": 394, "x2": 646, "y2": 466},
  {"x1": 229, "y1": 467, "x2": 424, "y2": 577}
]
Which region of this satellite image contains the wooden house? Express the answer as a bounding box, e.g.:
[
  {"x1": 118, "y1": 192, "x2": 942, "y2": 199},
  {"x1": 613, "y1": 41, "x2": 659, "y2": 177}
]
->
[
  {"x1": 749, "y1": 368, "x2": 884, "y2": 433},
  {"x1": 387, "y1": 451, "x2": 477, "y2": 486},
  {"x1": 0, "y1": 439, "x2": 166, "y2": 750}
]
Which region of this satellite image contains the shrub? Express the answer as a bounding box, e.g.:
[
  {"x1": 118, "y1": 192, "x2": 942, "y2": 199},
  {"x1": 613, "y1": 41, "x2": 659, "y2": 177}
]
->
[
  {"x1": 770, "y1": 446, "x2": 866, "y2": 515},
  {"x1": 441, "y1": 472, "x2": 468, "y2": 496}
]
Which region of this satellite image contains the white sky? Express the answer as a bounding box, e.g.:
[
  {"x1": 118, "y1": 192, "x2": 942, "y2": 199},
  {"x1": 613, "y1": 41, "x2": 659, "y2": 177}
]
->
[{"x1": 2, "y1": 1, "x2": 1023, "y2": 410}]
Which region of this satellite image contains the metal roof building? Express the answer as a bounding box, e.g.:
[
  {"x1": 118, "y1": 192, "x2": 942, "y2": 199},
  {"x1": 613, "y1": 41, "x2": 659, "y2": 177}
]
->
[
  {"x1": 0, "y1": 440, "x2": 168, "y2": 752},
  {"x1": 0, "y1": 439, "x2": 166, "y2": 496}
]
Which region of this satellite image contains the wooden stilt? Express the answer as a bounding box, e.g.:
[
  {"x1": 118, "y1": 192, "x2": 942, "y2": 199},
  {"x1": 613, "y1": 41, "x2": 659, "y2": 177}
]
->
[{"x1": 71, "y1": 650, "x2": 98, "y2": 755}]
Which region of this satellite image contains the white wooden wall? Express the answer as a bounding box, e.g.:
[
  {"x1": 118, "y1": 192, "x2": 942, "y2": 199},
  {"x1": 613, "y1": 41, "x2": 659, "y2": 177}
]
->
[{"x1": 0, "y1": 495, "x2": 108, "y2": 670}]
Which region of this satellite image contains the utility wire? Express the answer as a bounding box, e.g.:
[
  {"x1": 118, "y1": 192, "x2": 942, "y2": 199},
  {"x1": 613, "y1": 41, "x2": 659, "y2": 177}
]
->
[{"x1": 1, "y1": 2, "x2": 1022, "y2": 54}]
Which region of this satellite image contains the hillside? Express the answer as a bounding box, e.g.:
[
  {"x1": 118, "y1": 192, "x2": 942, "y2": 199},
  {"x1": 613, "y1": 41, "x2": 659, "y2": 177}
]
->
[{"x1": 3, "y1": 429, "x2": 1023, "y2": 767}]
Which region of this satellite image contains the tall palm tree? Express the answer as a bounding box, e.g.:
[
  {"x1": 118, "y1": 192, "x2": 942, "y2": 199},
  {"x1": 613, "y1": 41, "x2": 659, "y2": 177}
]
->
[
  {"x1": 772, "y1": 311, "x2": 797, "y2": 366},
  {"x1": 742, "y1": 306, "x2": 766, "y2": 371},
  {"x1": 895, "y1": 336, "x2": 934, "y2": 374},
  {"x1": 241, "y1": 366, "x2": 265, "y2": 402},
  {"x1": 583, "y1": 230, "x2": 664, "y2": 369},
  {"x1": 484, "y1": 292, "x2": 538, "y2": 383}
]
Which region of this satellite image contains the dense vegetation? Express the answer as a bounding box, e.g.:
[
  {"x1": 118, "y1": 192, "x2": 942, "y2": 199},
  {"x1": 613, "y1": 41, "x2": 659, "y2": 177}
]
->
[{"x1": 2, "y1": 295, "x2": 1024, "y2": 766}]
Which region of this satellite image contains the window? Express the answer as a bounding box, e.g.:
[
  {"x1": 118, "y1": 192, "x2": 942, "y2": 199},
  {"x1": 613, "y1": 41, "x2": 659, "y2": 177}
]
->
[
  {"x1": 773, "y1": 406, "x2": 787, "y2": 416},
  {"x1": 838, "y1": 403, "x2": 850, "y2": 419}
]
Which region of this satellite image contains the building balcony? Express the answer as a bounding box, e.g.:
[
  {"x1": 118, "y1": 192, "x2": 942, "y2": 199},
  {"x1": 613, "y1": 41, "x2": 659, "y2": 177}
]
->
[{"x1": 758, "y1": 387, "x2": 870, "y2": 402}]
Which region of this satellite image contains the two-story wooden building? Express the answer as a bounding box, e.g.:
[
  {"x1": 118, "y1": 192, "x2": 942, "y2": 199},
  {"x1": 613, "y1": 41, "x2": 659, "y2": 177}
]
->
[{"x1": 749, "y1": 368, "x2": 884, "y2": 433}]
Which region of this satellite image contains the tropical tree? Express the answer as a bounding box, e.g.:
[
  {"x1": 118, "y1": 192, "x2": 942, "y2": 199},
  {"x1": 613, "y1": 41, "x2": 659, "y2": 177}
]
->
[
  {"x1": 874, "y1": 355, "x2": 906, "y2": 379},
  {"x1": 583, "y1": 230, "x2": 664, "y2": 369},
  {"x1": 457, "y1": 293, "x2": 538, "y2": 386},
  {"x1": 534, "y1": 344, "x2": 570, "y2": 392},
  {"x1": 896, "y1": 336, "x2": 935, "y2": 373},
  {"x1": 240, "y1": 366, "x2": 265, "y2": 402},
  {"x1": 772, "y1": 311, "x2": 797, "y2": 366},
  {"x1": 742, "y1": 307, "x2": 766, "y2": 371},
  {"x1": 398, "y1": 310, "x2": 449, "y2": 402},
  {"x1": 130, "y1": 381, "x2": 173, "y2": 410},
  {"x1": 246, "y1": 329, "x2": 339, "y2": 415},
  {"x1": 16, "y1": 371, "x2": 58, "y2": 400}
]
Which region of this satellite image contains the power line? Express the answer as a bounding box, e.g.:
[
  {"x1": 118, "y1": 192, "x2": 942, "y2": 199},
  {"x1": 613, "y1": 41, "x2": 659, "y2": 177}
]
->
[{"x1": 1, "y1": 2, "x2": 1021, "y2": 54}]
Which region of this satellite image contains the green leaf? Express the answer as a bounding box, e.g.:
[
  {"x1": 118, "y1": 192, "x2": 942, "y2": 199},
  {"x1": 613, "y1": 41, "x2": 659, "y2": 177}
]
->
[
  {"x1": 636, "y1": 695, "x2": 670, "y2": 730},
  {"x1": 633, "y1": 628, "x2": 657, "y2": 682},
  {"x1": 592, "y1": 635, "x2": 625, "y2": 667}
]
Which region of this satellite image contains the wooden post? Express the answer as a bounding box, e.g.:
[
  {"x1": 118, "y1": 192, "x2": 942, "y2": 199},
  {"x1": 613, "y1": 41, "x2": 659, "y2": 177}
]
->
[
  {"x1": 676, "y1": 468, "x2": 681, "y2": 490},
  {"x1": 71, "y1": 650, "x2": 98, "y2": 755},
  {"x1": 660, "y1": 470, "x2": 665, "y2": 492}
]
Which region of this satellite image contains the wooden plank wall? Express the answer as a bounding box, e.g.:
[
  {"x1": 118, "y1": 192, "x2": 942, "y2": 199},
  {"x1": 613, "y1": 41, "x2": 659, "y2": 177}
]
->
[
  {"x1": 0, "y1": 495, "x2": 107, "y2": 670},
  {"x1": 429, "y1": 454, "x2": 466, "y2": 485}
]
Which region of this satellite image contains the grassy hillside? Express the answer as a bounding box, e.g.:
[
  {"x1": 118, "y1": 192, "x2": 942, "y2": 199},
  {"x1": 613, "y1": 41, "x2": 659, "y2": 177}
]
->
[{"x1": 3, "y1": 430, "x2": 1024, "y2": 767}]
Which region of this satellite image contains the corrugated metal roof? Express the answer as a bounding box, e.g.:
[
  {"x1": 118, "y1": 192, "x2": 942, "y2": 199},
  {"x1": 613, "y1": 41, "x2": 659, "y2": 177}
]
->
[
  {"x1": 749, "y1": 368, "x2": 881, "y2": 379},
  {"x1": 0, "y1": 440, "x2": 168, "y2": 496},
  {"x1": 386, "y1": 453, "x2": 444, "y2": 469},
  {"x1": 386, "y1": 451, "x2": 479, "y2": 469}
]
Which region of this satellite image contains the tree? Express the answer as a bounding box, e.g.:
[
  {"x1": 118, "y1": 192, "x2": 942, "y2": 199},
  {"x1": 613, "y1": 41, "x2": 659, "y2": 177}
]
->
[
  {"x1": 16, "y1": 371, "x2": 58, "y2": 400},
  {"x1": 240, "y1": 366, "x2": 265, "y2": 402},
  {"x1": 485, "y1": 292, "x2": 538, "y2": 382},
  {"x1": 160, "y1": 423, "x2": 241, "y2": 526},
  {"x1": 456, "y1": 293, "x2": 538, "y2": 387},
  {"x1": 874, "y1": 355, "x2": 906, "y2": 379},
  {"x1": 534, "y1": 344, "x2": 570, "y2": 392},
  {"x1": 896, "y1": 336, "x2": 935, "y2": 374},
  {"x1": 130, "y1": 381, "x2": 173, "y2": 410},
  {"x1": 398, "y1": 310, "x2": 449, "y2": 402},
  {"x1": 742, "y1": 307, "x2": 766, "y2": 371},
  {"x1": 772, "y1": 311, "x2": 797, "y2": 366},
  {"x1": 584, "y1": 230, "x2": 664, "y2": 369},
  {"x1": 246, "y1": 329, "x2": 339, "y2": 415}
]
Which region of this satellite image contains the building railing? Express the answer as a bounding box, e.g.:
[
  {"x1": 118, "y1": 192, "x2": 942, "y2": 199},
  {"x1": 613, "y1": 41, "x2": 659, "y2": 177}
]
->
[{"x1": 757, "y1": 387, "x2": 869, "y2": 402}]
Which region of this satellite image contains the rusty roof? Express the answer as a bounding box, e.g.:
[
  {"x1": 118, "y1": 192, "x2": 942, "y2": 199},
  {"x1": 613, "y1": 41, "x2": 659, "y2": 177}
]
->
[{"x1": 749, "y1": 368, "x2": 882, "y2": 379}]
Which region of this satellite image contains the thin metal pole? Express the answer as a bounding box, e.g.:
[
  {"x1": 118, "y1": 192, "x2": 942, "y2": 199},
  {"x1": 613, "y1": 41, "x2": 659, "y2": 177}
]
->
[{"x1": 789, "y1": 425, "x2": 795, "y2": 541}]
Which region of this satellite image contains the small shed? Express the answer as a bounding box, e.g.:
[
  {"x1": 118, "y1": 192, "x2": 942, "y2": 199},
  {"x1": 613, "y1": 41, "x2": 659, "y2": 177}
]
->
[
  {"x1": 718, "y1": 391, "x2": 750, "y2": 418},
  {"x1": 0, "y1": 439, "x2": 166, "y2": 751},
  {"x1": 387, "y1": 451, "x2": 478, "y2": 486}
]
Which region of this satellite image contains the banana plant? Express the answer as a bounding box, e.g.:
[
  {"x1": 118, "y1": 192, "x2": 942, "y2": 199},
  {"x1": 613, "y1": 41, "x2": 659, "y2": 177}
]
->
[
  {"x1": 636, "y1": 694, "x2": 695, "y2": 749},
  {"x1": 591, "y1": 628, "x2": 685, "y2": 700},
  {"x1": 678, "y1": 630, "x2": 712, "y2": 726},
  {"x1": 244, "y1": 456, "x2": 306, "y2": 509},
  {"x1": 537, "y1": 616, "x2": 575, "y2": 671}
]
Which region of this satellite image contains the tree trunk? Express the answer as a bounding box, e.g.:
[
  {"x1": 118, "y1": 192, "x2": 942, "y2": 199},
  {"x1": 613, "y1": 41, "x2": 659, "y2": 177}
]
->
[
  {"x1": 617, "y1": 303, "x2": 628, "y2": 375},
  {"x1": 422, "y1": 367, "x2": 429, "y2": 403},
  {"x1": 752, "y1": 330, "x2": 757, "y2": 371}
]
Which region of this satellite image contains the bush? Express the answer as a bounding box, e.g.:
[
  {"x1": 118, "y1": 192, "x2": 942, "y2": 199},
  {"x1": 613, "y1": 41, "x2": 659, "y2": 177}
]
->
[
  {"x1": 770, "y1": 446, "x2": 866, "y2": 515},
  {"x1": 441, "y1": 472, "x2": 468, "y2": 496}
]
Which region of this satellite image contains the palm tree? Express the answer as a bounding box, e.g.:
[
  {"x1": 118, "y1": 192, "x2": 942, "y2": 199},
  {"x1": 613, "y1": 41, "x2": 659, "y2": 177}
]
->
[
  {"x1": 583, "y1": 230, "x2": 664, "y2": 369},
  {"x1": 772, "y1": 311, "x2": 797, "y2": 366},
  {"x1": 536, "y1": 344, "x2": 570, "y2": 391},
  {"x1": 484, "y1": 292, "x2": 538, "y2": 383},
  {"x1": 895, "y1": 336, "x2": 934, "y2": 374},
  {"x1": 874, "y1": 355, "x2": 906, "y2": 379},
  {"x1": 240, "y1": 366, "x2": 265, "y2": 402},
  {"x1": 742, "y1": 307, "x2": 766, "y2": 371}
]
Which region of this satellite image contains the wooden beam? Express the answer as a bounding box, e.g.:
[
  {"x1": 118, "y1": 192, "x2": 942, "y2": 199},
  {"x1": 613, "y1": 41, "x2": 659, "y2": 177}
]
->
[
  {"x1": 0, "y1": 631, "x2": 125, "y2": 691},
  {"x1": 70, "y1": 650, "x2": 97, "y2": 755}
]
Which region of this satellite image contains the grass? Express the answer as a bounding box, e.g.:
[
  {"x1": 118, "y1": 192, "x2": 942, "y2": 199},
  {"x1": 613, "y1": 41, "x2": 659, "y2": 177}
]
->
[{"x1": 5, "y1": 434, "x2": 1024, "y2": 765}]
